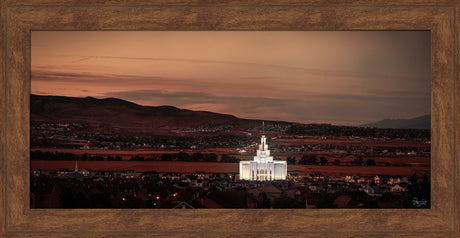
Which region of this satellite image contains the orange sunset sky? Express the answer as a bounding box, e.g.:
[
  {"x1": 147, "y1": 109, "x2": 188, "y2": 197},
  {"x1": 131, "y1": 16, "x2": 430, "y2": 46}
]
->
[{"x1": 31, "y1": 31, "x2": 430, "y2": 126}]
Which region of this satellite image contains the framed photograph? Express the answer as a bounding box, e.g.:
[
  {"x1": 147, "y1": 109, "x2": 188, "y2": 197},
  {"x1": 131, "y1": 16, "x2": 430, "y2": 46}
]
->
[{"x1": 1, "y1": 0, "x2": 459, "y2": 236}]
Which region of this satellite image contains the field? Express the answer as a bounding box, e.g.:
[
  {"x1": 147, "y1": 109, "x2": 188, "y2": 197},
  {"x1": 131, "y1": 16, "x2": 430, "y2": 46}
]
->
[
  {"x1": 31, "y1": 136, "x2": 430, "y2": 178},
  {"x1": 31, "y1": 160, "x2": 429, "y2": 178}
]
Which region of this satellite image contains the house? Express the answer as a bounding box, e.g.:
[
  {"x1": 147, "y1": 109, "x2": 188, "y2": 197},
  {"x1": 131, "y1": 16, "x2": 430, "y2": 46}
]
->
[
  {"x1": 162, "y1": 173, "x2": 182, "y2": 181},
  {"x1": 363, "y1": 184, "x2": 382, "y2": 196},
  {"x1": 387, "y1": 176, "x2": 402, "y2": 185},
  {"x1": 211, "y1": 173, "x2": 228, "y2": 179},
  {"x1": 308, "y1": 184, "x2": 324, "y2": 193},
  {"x1": 31, "y1": 168, "x2": 42, "y2": 177},
  {"x1": 141, "y1": 171, "x2": 159, "y2": 179},
  {"x1": 192, "y1": 171, "x2": 206, "y2": 179},
  {"x1": 120, "y1": 170, "x2": 135, "y2": 179},
  {"x1": 247, "y1": 183, "x2": 284, "y2": 204},
  {"x1": 172, "y1": 201, "x2": 195, "y2": 209},
  {"x1": 57, "y1": 168, "x2": 69, "y2": 177},
  {"x1": 308, "y1": 173, "x2": 325, "y2": 181},
  {"x1": 81, "y1": 169, "x2": 91, "y2": 177},
  {"x1": 181, "y1": 177, "x2": 192, "y2": 184},
  {"x1": 190, "y1": 179, "x2": 204, "y2": 187},
  {"x1": 31, "y1": 184, "x2": 61, "y2": 208},
  {"x1": 202, "y1": 190, "x2": 248, "y2": 208},
  {"x1": 94, "y1": 171, "x2": 114, "y2": 179},
  {"x1": 391, "y1": 184, "x2": 407, "y2": 192},
  {"x1": 345, "y1": 174, "x2": 360, "y2": 183},
  {"x1": 400, "y1": 177, "x2": 410, "y2": 184},
  {"x1": 80, "y1": 144, "x2": 90, "y2": 150},
  {"x1": 333, "y1": 195, "x2": 351, "y2": 208}
]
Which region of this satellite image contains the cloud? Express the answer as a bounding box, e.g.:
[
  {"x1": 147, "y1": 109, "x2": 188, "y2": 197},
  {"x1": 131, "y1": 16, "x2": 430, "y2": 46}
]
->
[
  {"x1": 31, "y1": 69, "x2": 162, "y2": 83},
  {"x1": 63, "y1": 55, "x2": 417, "y2": 82},
  {"x1": 106, "y1": 89, "x2": 291, "y2": 110}
]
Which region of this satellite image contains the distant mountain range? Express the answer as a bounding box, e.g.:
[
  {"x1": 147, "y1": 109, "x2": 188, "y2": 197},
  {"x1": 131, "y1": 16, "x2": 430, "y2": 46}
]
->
[
  {"x1": 359, "y1": 114, "x2": 431, "y2": 130},
  {"x1": 31, "y1": 94, "x2": 430, "y2": 135}
]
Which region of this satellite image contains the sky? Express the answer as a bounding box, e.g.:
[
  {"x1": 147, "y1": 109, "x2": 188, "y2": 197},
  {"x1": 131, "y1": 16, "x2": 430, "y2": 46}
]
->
[{"x1": 31, "y1": 31, "x2": 430, "y2": 125}]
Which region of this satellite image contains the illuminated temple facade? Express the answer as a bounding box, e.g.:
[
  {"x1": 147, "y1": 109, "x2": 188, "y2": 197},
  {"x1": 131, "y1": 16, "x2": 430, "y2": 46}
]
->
[{"x1": 239, "y1": 135, "x2": 287, "y2": 181}]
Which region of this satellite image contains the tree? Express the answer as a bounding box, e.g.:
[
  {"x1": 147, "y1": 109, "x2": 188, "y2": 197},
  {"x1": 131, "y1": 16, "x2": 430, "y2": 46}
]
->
[
  {"x1": 175, "y1": 152, "x2": 190, "y2": 161},
  {"x1": 203, "y1": 153, "x2": 218, "y2": 162},
  {"x1": 366, "y1": 159, "x2": 376, "y2": 166},
  {"x1": 161, "y1": 154, "x2": 172, "y2": 161},
  {"x1": 307, "y1": 155, "x2": 318, "y2": 165},
  {"x1": 363, "y1": 199, "x2": 379, "y2": 208},
  {"x1": 60, "y1": 186, "x2": 74, "y2": 208},
  {"x1": 257, "y1": 192, "x2": 271, "y2": 208},
  {"x1": 300, "y1": 155, "x2": 318, "y2": 165},
  {"x1": 352, "y1": 156, "x2": 364, "y2": 166},
  {"x1": 191, "y1": 152, "x2": 202, "y2": 162},
  {"x1": 320, "y1": 156, "x2": 328, "y2": 166},
  {"x1": 273, "y1": 192, "x2": 300, "y2": 208},
  {"x1": 315, "y1": 192, "x2": 336, "y2": 208},
  {"x1": 221, "y1": 154, "x2": 239, "y2": 163},
  {"x1": 130, "y1": 155, "x2": 144, "y2": 161},
  {"x1": 77, "y1": 154, "x2": 86, "y2": 161},
  {"x1": 286, "y1": 156, "x2": 296, "y2": 165},
  {"x1": 94, "y1": 155, "x2": 105, "y2": 161},
  {"x1": 299, "y1": 156, "x2": 308, "y2": 165}
]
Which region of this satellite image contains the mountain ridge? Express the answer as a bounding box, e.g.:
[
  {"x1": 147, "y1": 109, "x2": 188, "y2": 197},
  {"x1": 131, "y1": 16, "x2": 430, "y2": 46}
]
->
[
  {"x1": 359, "y1": 114, "x2": 430, "y2": 130},
  {"x1": 31, "y1": 94, "x2": 430, "y2": 135},
  {"x1": 30, "y1": 94, "x2": 265, "y2": 135}
]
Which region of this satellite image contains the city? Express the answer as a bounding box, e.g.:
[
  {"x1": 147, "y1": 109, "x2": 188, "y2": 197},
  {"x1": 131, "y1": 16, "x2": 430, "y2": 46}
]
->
[{"x1": 31, "y1": 118, "x2": 430, "y2": 209}]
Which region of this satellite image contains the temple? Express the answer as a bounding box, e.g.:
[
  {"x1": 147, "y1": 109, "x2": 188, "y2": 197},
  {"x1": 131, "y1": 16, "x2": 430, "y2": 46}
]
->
[{"x1": 239, "y1": 127, "x2": 287, "y2": 181}]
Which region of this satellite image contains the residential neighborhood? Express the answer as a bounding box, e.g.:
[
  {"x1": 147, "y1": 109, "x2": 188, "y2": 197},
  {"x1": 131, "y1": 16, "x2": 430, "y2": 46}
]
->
[{"x1": 31, "y1": 164, "x2": 429, "y2": 209}]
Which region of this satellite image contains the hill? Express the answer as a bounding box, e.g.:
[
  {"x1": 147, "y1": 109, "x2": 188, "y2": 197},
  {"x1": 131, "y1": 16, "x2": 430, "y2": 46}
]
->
[
  {"x1": 31, "y1": 94, "x2": 430, "y2": 138},
  {"x1": 359, "y1": 114, "x2": 430, "y2": 130},
  {"x1": 30, "y1": 94, "x2": 267, "y2": 135}
]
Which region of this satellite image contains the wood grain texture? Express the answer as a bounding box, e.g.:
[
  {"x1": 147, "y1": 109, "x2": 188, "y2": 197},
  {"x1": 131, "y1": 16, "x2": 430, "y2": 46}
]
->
[
  {"x1": 3, "y1": 0, "x2": 459, "y2": 6},
  {"x1": 456, "y1": 4, "x2": 460, "y2": 237},
  {"x1": 1, "y1": 1, "x2": 459, "y2": 237},
  {"x1": 0, "y1": 0, "x2": 6, "y2": 237}
]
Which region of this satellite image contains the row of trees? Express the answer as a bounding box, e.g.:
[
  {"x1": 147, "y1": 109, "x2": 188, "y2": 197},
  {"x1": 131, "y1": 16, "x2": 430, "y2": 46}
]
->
[
  {"x1": 286, "y1": 155, "x2": 377, "y2": 166},
  {"x1": 30, "y1": 150, "x2": 123, "y2": 161},
  {"x1": 285, "y1": 123, "x2": 430, "y2": 140},
  {"x1": 286, "y1": 155, "x2": 330, "y2": 165},
  {"x1": 32, "y1": 150, "x2": 380, "y2": 166},
  {"x1": 132, "y1": 153, "x2": 240, "y2": 163},
  {"x1": 30, "y1": 150, "x2": 240, "y2": 163}
]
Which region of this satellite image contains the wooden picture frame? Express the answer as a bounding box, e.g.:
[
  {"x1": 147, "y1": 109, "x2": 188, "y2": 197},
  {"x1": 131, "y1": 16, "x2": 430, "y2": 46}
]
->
[{"x1": 1, "y1": 0, "x2": 458, "y2": 236}]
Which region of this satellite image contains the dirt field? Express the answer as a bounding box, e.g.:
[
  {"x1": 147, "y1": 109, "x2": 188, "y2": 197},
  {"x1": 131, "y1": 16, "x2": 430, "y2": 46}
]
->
[{"x1": 31, "y1": 136, "x2": 430, "y2": 178}]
